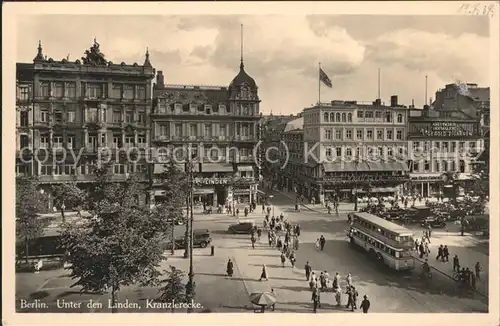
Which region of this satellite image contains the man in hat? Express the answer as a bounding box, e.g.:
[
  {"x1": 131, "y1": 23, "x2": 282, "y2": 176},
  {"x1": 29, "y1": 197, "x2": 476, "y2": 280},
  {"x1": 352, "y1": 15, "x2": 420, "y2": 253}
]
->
[{"x1": 360, "y1": 295, "x2": 370, "y2": 313}]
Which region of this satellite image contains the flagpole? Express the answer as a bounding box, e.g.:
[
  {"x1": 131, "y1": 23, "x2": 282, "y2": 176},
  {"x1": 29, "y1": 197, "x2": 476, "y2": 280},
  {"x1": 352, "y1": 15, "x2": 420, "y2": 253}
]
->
[{"x1": 318, "y1": 62, "x2": 321, "y2": 105}]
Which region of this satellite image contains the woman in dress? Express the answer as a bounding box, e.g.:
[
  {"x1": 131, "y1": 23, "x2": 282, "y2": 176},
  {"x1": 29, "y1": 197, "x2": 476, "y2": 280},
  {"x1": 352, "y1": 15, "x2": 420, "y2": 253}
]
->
[{"x1": 259, "y1": 264, "x2": 269, "y2": 281}]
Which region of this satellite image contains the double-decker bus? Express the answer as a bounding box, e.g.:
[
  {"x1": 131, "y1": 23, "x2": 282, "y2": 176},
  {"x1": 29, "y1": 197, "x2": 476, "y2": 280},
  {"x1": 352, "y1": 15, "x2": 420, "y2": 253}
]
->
[{"x1": 347, "y1": 212, "x2": 415, "y2": 271}]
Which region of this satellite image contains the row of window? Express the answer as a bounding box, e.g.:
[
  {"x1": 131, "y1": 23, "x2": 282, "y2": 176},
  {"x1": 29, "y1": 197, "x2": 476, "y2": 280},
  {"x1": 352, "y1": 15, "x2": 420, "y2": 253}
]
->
[
  {"x1": 325, "y1": 146, "x2": 405, "y2": 158},
  {"x1": 30, "y1": 109, "x2": 147, "y2": 125},
  {"x1": 352, "y1": 216, "x2": 411, "y2": 242},
  {"x1": 305, "y1": 110, "x2": 404, "y2": 124},
  {"x1": 350, "y1": 229, "x2": 398, "y2": 258},
  {"x1": 324, "y1": 128, "x2": 404, "y2": 141},
  {"x1": 28, "y1": 83, "x2": 147, "y2": 100},
  {"x1": 412, "y1": 159, "x2": 467, "y2": 173},
  {"x1": 28, "y1": 134, "x2": 147, "y2": 149},
  {"x1": 157, "y1": 123, "x2": 255, "y2": 138},
  {"x1": 38, "y1": 163, "x2": 147, "y2": 176},
  {"x1": 412, "y1": 141, "x2": 478, "y2": 152}
]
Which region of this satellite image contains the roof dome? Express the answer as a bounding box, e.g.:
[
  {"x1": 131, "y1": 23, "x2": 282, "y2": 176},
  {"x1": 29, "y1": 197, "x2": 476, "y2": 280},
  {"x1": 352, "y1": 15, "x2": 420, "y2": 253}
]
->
[{"x1": 229, "y1": 61, "x2": 257, "y2": 89}]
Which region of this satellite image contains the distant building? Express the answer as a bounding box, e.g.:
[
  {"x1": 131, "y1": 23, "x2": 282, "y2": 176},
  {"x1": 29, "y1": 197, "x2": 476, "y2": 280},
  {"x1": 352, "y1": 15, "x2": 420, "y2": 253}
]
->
[
  {"x1": 408, "y1": 85, "x2": 486, "y2": 197},
  {"x1": 278, "y1": 117, "x2": 304, "y2": 192},
  {"x1": 150, "y1": 58, "x2": 261, "y2": 206},
  {"x1": 16, "y1": 40, "x2": 154, "y2": 206},
  {"x1": 279, "y1": 97, "x2": 410, "y2": 204}
]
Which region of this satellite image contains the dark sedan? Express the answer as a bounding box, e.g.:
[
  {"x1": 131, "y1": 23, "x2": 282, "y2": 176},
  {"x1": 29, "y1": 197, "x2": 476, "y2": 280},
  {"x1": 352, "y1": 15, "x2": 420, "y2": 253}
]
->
[
  {"x1": 420, "y1": 218, "x2": 446, "y2": 228},
  {"x1": 228, "y1": 221, "x2": 255, "y2": 234}
]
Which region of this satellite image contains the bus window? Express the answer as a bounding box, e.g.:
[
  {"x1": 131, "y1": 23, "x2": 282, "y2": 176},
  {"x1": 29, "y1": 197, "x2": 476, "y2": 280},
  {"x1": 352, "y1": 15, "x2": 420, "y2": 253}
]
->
[{"x1": 395, "y1": 251, "x2": 399, "y2": 258}]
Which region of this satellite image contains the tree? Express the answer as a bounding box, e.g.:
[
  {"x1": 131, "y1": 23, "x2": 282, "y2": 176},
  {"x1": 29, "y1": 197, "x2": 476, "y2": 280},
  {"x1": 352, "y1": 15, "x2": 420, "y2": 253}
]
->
[
  {"x1": 16, "y1": 176, "x2": 46, "y2": 264},
  {"x1": 51, "y1": 182, "x2": 86, "y2": 222},
  {"x1": 156, "y1": 265, "x2": 186, "y2": 312},
  {"x1": 151, "y1": 161, "x2": 188, "y2": 254},
  {"x1": 60, "y1": 162, "x2": 164, "y2": 312}
]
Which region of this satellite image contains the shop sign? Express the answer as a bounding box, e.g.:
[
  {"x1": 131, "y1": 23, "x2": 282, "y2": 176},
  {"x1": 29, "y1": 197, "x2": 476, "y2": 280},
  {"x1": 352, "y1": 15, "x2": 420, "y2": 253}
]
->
[
  {"x1": 193, "y1": 178, "x2": 229, "y2": 185},
  {"x1": 233, "y1": 188, "x2": 249, "y2": 195},
  {"x1": 428, "y1": 122, "x2": 474, "y2": 137},
  {"x1": 410, "y1": 175, "x2": 442, "y2": 182}
]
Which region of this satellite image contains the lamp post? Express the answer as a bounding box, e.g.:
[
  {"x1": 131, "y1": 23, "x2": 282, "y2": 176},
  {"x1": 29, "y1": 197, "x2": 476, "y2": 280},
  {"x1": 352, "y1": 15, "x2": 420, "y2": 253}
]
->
[
  {"x1": 185, "y1": 159, "x2": 195, "y2": 312},
  {"x1": 269, "y1": 195, "x2": 274, "y2": 217}
]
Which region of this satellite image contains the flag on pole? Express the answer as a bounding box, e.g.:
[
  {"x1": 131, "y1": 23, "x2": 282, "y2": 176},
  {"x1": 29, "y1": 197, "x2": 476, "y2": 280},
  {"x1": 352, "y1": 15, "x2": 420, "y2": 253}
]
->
[{"x1": 319, "y1": 67, "x2": 333, "y2": 88}]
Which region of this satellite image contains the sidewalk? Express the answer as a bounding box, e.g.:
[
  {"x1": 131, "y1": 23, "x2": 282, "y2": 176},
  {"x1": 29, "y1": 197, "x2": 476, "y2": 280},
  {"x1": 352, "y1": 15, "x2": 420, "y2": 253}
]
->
[{"x1": 412, "y1": 233, "x2": 489, "y2": 297}]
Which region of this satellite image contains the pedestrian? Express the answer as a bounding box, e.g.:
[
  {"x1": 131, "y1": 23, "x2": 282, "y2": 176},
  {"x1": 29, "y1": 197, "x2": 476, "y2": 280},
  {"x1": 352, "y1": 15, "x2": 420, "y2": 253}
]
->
[
  {"x1": 257, "y1": 228, "x2": 262, "y2": 241},
  {"x1": 312, "y1": 287, "x2": 320, "y2": 313},
  {"x1": 415, "y1": 238, "x2": 419, "y2": 251},
  {"x1": 320, "y1": 272, "x2": 326, "y2": 289},
  {"x1": 280, "y1": 252, "x2": 286, "y2": 267},
  {"x1": 305, "y1": 261, "x2": 312, "y2": 281},
  {"x1": 471, "y1": 271, "x2": 476, "y2": 290},
  {"x1": 424, "y1": 242, "x2": 430, "y2": 257},
  {"x1": 453, "y1": 255, "x2": 460, "y2": 272},
  {"x1": 309, "y1": 272, "x2": 317, "y2": 289},
  {"x1": 443, "y1": 245, "x2": 449, "y2": 262},
  {"x1": 335, "y1": 288, "x2": 342, "y2": 306},
  {"x1": 315, "y1": 238, "x2": 320, "y2": 250},
  {"x1": 475, "y1": 262, "x2": 481, "y2": 281},
  {"x1": 419, "y1": 243, "x2": 425, "y2": 259},
  {"x1": 333, "y1": 272, "x2": 340, "y2": 290},
  {"x1": 236, "y1": 208, "x2": 239, "y2": 217},
  {"x1": 436, "y1": 244, "x2": 443, "y2": 261},
  {"x1": 251, "y1": 235, "x2": 256, "y2": 249},
  {"x1": 427, "y1": 225, "x2": 432, "y2": 238},
  {"x1": 295, "y1": 224, "x2": 301, "y2": 237},
  {"x1": 259, "y1": 264, "x2": 268, "y2": 281},
  {"x1": 319, "y1": 235, "x2": 326, "y2": 251},
  {"x1": 289, "y1": 251, "x2": 296, "y2": 268},
  {"x1": 360, "y1": 295, "x2": 370, "y2": 313},
  {"x1": 346, "y1": 273, "x2": 353, "y2": 287},
  {"x1": 262, "y1": 204, "x2": 265, "y2": 214},
  {"x1": 270, "y1": 288, "x2": 276, "y2": 311}
]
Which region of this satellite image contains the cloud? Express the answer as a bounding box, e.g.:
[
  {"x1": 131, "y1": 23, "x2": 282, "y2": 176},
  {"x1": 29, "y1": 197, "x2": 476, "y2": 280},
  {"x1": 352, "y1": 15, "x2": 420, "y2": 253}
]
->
[
  {"x1": 15, "y1": 14, "x2": 490, "y2": 114},
  {"x1": 366, "y1": 29, "x2": 489, "y2": 83}
]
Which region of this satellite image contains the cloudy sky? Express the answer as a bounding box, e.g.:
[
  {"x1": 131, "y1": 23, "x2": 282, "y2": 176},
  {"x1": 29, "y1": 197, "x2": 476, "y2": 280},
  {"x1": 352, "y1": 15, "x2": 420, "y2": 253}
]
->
[{"x1": 16, "y1": 15, "x2": 490, "y2": 114}]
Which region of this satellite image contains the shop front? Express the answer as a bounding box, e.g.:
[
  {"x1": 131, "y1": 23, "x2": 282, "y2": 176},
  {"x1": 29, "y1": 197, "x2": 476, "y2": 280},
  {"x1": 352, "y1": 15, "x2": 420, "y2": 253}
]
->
[{"x1": 409, "y1": 173, "x2": 443, "y2": 197}]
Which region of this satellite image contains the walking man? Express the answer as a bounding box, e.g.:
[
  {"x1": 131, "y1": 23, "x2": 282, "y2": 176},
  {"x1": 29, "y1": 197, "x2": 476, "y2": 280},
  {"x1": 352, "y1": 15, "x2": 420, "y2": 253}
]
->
[
  {"x1": 280, "y1": 252, "x2": 286, "y2": 267},
  {"x1": 453, "y1": 255, "x2": 460, "y2": 272},
  {"x1": 475, "y1": 262, "x2": 481, "y2": 281},
  {"x1": 305, "y1": 261, "x2": 312, "y2": 281},
  {"x1": 443, "y1": 245, "x2": 449, "y2": 262},
  {"x1": 436, "y1": 244, "x2": 444, "y2": 261},
  {"x1": 319, "y1": 235, "x2": 326, "y2": 251}
]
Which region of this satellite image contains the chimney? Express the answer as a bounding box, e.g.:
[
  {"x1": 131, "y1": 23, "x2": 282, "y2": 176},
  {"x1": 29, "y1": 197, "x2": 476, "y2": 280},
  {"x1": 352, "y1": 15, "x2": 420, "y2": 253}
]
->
[
  {"x1": 373, "y1": 98, "x2": 382, "y2": 106},
  {"x1": 390, "y1": 95, "x2": 398, "y2": 107},
  {"x1": 156, "y1": 71, "x2": 165, "y2": 88}
]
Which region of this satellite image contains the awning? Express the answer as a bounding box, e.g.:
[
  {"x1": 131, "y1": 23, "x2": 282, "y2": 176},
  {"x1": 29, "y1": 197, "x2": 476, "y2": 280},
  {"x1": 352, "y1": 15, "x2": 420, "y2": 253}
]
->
[
  {"x1": 370, "y1": 187, "x2": 397, "y2": 193},
  {"x1": 366, "y1": 162, "x2": 390, "y2": 171},
  {"x1": 323, "y1": 162, "x2": 370, "y2": 172},
  {"x1": 237, "y1": 165, "x2": 254, "y2": 172},
  {"x1": 201, "y1": 163, "x2": 233, "y2": 172},
  {"x1": 193, "y1": 188, "x2": 214, "y2": 195},
  {"x1": 389, "y1": 162, "x2": 409, "y2": 171}
]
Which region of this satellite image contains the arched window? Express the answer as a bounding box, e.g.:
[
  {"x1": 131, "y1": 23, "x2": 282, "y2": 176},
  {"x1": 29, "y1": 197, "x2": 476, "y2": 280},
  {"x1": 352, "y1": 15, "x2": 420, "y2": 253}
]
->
[
  {"x1": 240, "y1": 85, "x2": 249, "y2": 98},
  {"x1": 397, "y1": 114, "x2": 403, "y2": 123},
  {"x1": 336, "y1": 113, "x2": 341, "y2": 122},
  {"x1": 324, "y1": 112, "x2": 329, "y2": 122},
  {"x1": 342, "y1": 113, "x2": 346, "y2": 122},
  {"x1": 347, "y1": 113, "x2": 352, "y2": 122},
  {"x1": 330, "y1": 113, "x2": 335, "y2": 122},
  {"x1": 442, "y1": 160, "x2": 448, "y2": 172}
]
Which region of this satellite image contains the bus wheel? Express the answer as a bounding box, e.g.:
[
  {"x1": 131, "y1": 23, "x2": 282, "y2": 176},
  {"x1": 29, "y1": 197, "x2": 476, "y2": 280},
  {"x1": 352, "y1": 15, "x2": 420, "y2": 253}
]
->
[{"x1": 368, "y1": 248, "x2": 376, "y2": 259}]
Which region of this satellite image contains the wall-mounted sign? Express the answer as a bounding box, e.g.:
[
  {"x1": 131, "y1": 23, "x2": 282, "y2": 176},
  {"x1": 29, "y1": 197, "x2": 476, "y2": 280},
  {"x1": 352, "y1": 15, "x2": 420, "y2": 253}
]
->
[
  {"x1": 410, "y1": 175, "x2": 443, "y2": 182},
  {"x1": 410, "y1": 121, "x2": 477, "y2": 138},
  {"x1": 193, "y1": 178, "x2": 228, "y2": 185}
]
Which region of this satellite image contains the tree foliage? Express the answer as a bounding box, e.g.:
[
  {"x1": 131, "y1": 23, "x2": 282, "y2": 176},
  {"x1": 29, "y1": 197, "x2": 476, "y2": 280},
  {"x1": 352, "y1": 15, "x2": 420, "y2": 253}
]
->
[
  {"x1": 60, "y1": 162, "x2": 165, "y2": 311},
  {"x1": 156, "y1": 265, "x2": 186, "y2": 312},
  {"x1": 51, "y1": 182, "x2": 86, "y2": 211},
  {"x1": 16, "y1": 176, "x2": 46, "y2": 262}
]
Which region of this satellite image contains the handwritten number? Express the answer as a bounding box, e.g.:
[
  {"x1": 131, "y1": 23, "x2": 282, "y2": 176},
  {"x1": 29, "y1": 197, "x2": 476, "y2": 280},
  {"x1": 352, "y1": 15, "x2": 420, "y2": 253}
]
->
[{"x1": 458, "y1": 3, "x2": 496, "y2": 17}]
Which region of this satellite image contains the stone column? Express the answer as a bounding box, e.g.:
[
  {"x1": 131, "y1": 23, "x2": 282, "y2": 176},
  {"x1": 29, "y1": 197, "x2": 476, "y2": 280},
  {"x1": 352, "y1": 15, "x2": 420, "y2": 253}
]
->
[
  {"x1": 84, "y1": 129, "x2": 89, "y2": 147},
  {"x1": 213, "y1": 190, "x2": 218, "y2": 207},
  {"x1": 121, "y1": 129, "x2": 126, "y2": 147},
  {"x1": 49, "y1": 129, "x2": 54, "y2": 148},
  {"x1": 134, "y1": 130, "x2": 138, "y2": 146}
]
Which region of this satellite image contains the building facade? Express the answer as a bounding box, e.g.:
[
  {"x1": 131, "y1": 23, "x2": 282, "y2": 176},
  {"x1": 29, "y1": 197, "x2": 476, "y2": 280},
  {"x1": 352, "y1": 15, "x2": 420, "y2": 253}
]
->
[
  {"x1": 408, "y1": 107, "x2": 484, "y2": 198},
  {"x1": 290, "y1": 96, "x2": 410, "y2": 204},
  {"x1": 15, "y1": 40, "x2": 155, "y2": 205},
  {"x1": 278, "y1": 118, "x2": 304, "y2": 192},
  {"x1": 151, "y1": 59, "x2": 261, "y2": 207}
]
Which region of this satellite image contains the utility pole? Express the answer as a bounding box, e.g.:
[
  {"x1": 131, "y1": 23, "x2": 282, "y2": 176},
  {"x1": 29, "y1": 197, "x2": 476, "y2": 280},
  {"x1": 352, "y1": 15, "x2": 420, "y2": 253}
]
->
[{"x1": 185, "y1": 159, "x2": 195, "y2": 312}]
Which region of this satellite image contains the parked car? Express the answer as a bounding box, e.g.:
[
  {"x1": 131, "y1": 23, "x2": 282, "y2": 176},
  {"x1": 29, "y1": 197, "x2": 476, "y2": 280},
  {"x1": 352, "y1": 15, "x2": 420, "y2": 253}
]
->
[
  {"x1": 420, "y1": 218, "x2": 446, "y2": 228},
  {"x1": 228, "y1": 221, "x2": 255, "y2": 234}
]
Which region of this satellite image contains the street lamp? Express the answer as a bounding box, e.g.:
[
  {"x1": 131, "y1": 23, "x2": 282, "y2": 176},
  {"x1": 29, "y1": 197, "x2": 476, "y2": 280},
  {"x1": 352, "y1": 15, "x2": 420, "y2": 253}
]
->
[
  {"x1": 269, "y1": 195, "x2": 274, "y2": 217},
  {"x1": 184, "y1": 158, "x2": 196, "y2": 312}
]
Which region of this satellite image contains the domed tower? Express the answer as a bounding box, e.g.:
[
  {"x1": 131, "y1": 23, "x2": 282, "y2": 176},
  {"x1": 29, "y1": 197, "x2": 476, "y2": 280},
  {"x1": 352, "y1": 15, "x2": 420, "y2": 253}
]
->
[{"x1": 228, "y1": 25, "x2": 260, "y2": 116}]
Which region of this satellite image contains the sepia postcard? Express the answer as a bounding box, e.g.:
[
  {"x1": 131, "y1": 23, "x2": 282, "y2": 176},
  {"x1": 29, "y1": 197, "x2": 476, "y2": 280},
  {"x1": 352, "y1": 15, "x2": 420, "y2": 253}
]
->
[{"x1": 2, "y1": 1, "x2": 499, "y2": 326}]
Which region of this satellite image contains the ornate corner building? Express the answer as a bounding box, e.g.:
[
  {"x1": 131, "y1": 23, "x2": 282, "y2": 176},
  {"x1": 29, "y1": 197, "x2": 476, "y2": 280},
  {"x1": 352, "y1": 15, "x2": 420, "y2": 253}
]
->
[
  {"x1": 150, "y1": 59, "x2": 261, "y2": 207},
  {"x1": 15, "y1": 40, "x2": 155, "y2": 204}
]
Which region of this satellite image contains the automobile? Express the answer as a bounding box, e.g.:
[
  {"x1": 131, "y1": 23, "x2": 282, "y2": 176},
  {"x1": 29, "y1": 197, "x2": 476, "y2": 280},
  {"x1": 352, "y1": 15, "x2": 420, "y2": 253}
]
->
[
  {"x1": 420, "y1": 218, "x2": 446, "y2": 228},
  {"x1": 161, "y1": 229, "x2": 212, "y2": 249},
  {"x1": 166, "y1": 217, "x2": 185, "y2": 225},
  {"x1": 228, "y1": 221, "x2": 255, "y2": 234}
]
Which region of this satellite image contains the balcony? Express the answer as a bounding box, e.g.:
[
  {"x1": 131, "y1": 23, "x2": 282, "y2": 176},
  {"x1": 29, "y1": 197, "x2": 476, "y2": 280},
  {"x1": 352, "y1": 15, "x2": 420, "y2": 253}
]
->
[{"x1": 37, "y1": 173, "x2": 147, "y2": 184}]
